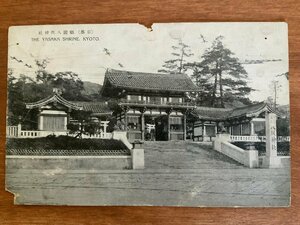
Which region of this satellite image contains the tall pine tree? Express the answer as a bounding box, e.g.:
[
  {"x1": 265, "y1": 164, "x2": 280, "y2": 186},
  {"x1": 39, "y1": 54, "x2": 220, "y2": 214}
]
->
[
  {"x1": 158, "y1": 39, "x2": 193, "y2": 74},
  {"x1": 193, "y1": 36, "x2": 253, "y2": 107}
]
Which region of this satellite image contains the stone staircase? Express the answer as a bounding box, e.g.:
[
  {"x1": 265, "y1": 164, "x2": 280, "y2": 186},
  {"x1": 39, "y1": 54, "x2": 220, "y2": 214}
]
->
[{"x1": 144, "y1": 141, "x2": 245, "y2": 169}]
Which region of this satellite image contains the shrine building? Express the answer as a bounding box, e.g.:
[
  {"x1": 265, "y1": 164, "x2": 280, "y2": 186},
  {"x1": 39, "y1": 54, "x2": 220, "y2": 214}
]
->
[
  {"x1": 9, "y1": 69, "x2": 280, "y2": 142},
  {"x1": 100, "y1": 69, "x2": 199, "y2": 141}
]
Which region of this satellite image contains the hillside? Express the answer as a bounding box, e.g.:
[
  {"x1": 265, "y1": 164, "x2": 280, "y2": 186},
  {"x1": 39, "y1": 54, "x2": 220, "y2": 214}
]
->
[{"x1": 82, "y1": 81, "x2": 102, "y2": 96}]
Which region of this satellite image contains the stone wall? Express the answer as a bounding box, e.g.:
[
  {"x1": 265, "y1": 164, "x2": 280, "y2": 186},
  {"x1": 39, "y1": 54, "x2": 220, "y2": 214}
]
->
[{"x1": 6, "y1": 156, "x2": 132, "y2": 170}]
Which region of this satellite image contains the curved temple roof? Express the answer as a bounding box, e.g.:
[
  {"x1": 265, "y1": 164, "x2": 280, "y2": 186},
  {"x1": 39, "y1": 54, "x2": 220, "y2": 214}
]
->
[
  {"x1": 26, "y1": 94, "x2": 83, "y2": 111},
  {"x1": 70, "y1": 101, "x2": 112, "y2": 116},
  {"x1": 102, "y1": 69, "x2": 200, "y2": 93},
  {"x1": 192, "y1": 102, "x2": 279, "y2": 121}
]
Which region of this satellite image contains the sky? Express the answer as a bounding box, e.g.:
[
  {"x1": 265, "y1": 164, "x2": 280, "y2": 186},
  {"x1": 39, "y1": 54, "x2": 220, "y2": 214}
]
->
[{"x1": 8, "y1": 23, "x2": 289, "y2": 105}]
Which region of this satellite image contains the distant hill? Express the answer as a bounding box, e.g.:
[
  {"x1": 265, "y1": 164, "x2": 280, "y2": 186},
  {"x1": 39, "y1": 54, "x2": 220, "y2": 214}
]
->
[
  {"x1": 81, "y1": 81, "x2": 102, "y2": 101},
  {"x1": 82, "y1": 81, "x2": 102, "y2": 95}
]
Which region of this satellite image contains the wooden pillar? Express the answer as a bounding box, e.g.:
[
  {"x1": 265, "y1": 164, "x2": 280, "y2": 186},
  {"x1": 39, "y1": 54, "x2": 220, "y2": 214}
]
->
[
  {"x1": 192, "y1": 121, "x2": 195, "y2": 141},
  {"x1": 67, "y1": 108, "x2": 71, "y2": 124},
  {"x1": 64, "y1": 116, "x2": 68, "y2": 131},
  {"x1": 166, "y1": 108, "x2": 172, "y2": 141},
  {"x1": 202, "y1": 121, "x2": 206, "y2": 141},
  {"x1": 250, "y1": 121, "x2": 255, "y2": 135},
  {"x1": 140, "y1": 107, "x2": 146, "y2": 140},
  {"x1": 183, "y1": 113, "x2": 187, "y2": 141},
  {"x1": 125, "y1": 112, "x2": 128, "y2": 131},
  {"x1": 38, "y1": 115, "x2": 44, "y2": 130},
  {"x1": 240, "y1": 124, "x2": 243, "y2": 135},
  {"x1": 167, "y1": 114, "x2": 171, "y2": 141},
  {"x1": 141, "y1": 113, "x2": 145, "y2": 140},
  {"x1": 123, "y1": 106, "x2": 129, "y2": 131}
]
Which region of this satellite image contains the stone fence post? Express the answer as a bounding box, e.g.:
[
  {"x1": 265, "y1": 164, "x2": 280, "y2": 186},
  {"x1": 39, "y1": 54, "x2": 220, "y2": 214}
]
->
[
  {"x1": 112, "y1": 131, "x2": 133, "y2": 150},
  {"x1": 131, "y1": 141, "x2": 145, "y2": 169},
  {"x1": 213, "y1": 133, "x2": 231, "y2": 151},
  {"x1": 17, "y1": 123, "x2": 22, "y2": 137}
]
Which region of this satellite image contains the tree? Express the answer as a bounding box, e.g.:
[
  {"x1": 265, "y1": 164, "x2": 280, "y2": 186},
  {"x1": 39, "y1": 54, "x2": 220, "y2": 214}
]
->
[
  {"x1": 51, "y1": 71, "x2": 88, "y2": 101},
  {"x1": 67, "y1": 110, "x2": 101, "y2": 138},
  {"x1": 7, "y1": 69, "x2": 24, "y2": 125},
  {"x1": 192, "y1": 36, "x2": 253, "y2": 107},
  {"x1": 158, "y1": 39, "x2": 193, "y2": 74},
  {"x1": 269, "y1": 80, "x2": 282, "y2": 110},
  {"x1": 7, "y1": 59, "x2": 94, "y2": 127},
  {"x1": 35, "y1": 58, "x2": 53, "y2": 84},
  {"x1": 35, "y1": 59, "x2": 89, "y2": 101}
]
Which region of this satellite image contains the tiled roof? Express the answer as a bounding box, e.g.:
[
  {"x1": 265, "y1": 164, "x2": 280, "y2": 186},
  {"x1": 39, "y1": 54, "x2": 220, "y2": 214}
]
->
[
  {"x1": 26, "y1": 94, "x2": 83, "y2": 110},
  {"x1": 71, "y1": 101, "x2": 112, "y2": 115},
  {"x1": 229, "y1": 102, "x2": 273, "y2": 119},
  {"x1": 192, "y1": 107, "x2": 232, "y2": 121},
  {"x1": 192, "y1": 102, "x2": 276, "y2": 121},
  {"x1": 104, "y1": 69, "x2": 199, "y2": 92}
]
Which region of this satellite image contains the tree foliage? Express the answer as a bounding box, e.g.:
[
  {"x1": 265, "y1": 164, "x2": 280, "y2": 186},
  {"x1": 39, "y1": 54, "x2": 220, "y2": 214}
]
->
[
  {"x1": 191, "y1": 36, "x2": 254, "y2": 107},
  {"x1": 158, "y1": 40, "x2": 193, "y2": 74},
  {"x1": 7, "y1": 59, "x2": 96, "y2": 126},
  {"x1": 67, "y1": 110, "x2": 101, "y2": 138}
]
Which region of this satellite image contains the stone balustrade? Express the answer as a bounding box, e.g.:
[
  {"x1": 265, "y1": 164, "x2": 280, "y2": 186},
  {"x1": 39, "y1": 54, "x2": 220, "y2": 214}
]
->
[
  {"x1": 230, "y1": 135, "x2": 290, "y2": 142},
  {"x1": 213, "y1": 133, "x2": 258, "y2": 168}
]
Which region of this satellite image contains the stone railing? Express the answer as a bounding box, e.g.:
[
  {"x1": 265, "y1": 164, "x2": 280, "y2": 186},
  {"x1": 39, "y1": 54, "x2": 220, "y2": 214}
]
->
[
  {"x1": 6, "y1": 126, "x2": 19, "y2": 138},
  {"x1": 80, "y1": 133, "x2": 112, "y2": 139},
  {"x1": 112, "y1": 131, "x2": 133, "y2": 149},
  {"x1": 213, "y1": 133, "x2": 258, "y2": 168},
  {"x1": 21, "y1": 130, "x2": 69, "y2": 138},
  {"x1": 220, "y1": 142, "x2": 258, "y2": 168},
  {"x1": 230, "y1": 135, "x2": 290, "y2": 142},
  {"x1": 6, "y1": 125, "x2": 112, "y2": 139}
]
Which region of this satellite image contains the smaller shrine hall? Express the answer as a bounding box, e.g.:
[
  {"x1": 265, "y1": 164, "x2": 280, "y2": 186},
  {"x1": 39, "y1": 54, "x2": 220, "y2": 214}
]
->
[
  {"x1": 24, "y1": 89, "x2": 112, "y2": 136},
  {"x1": 190, "y1": 102, "x2": 278, "y2": 141}
]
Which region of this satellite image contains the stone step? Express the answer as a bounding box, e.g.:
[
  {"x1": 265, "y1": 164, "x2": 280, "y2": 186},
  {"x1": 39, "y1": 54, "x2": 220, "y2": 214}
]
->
[{"x1": 144, "y1": 141, "x2": 244, "y2": 169}]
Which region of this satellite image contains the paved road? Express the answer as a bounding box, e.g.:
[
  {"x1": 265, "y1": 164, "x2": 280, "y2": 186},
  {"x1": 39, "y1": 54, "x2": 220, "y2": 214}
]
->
[
  {"x1": 5, "y1": 141, "x2": 290, "y2": 206},
  {"x1": 6, "y1": 168, "x2": 290, "y2": 206}
]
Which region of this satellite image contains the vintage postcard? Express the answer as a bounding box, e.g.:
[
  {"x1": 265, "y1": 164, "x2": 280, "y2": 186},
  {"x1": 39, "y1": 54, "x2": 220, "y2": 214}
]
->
[{"x1": 6, "y1": 23, "x2": 290, "y2": 206}]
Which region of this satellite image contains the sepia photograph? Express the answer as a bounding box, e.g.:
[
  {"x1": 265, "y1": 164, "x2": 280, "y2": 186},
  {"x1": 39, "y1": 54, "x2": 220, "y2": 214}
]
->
[{"x1": 5, "y1": 23, "x2": 290, "y2": 206}]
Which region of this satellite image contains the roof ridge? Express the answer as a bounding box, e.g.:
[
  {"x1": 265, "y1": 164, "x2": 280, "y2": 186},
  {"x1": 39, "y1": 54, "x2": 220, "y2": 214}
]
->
[
  {"x1": 107, "y1": 68, "x2": 186, "y2": 77},
  {"x1": 103, "y1": 69, "x2": 200, "y2": 93},
  {"x1": 26, "y1": 93, "x2": 83, "y2": 110},
  {"x1": 195, "y1": 106, "x2": 233, "y2": 111},
  {"x1": 232, "y1": 101, "x2": 266, "y2": 110}
]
